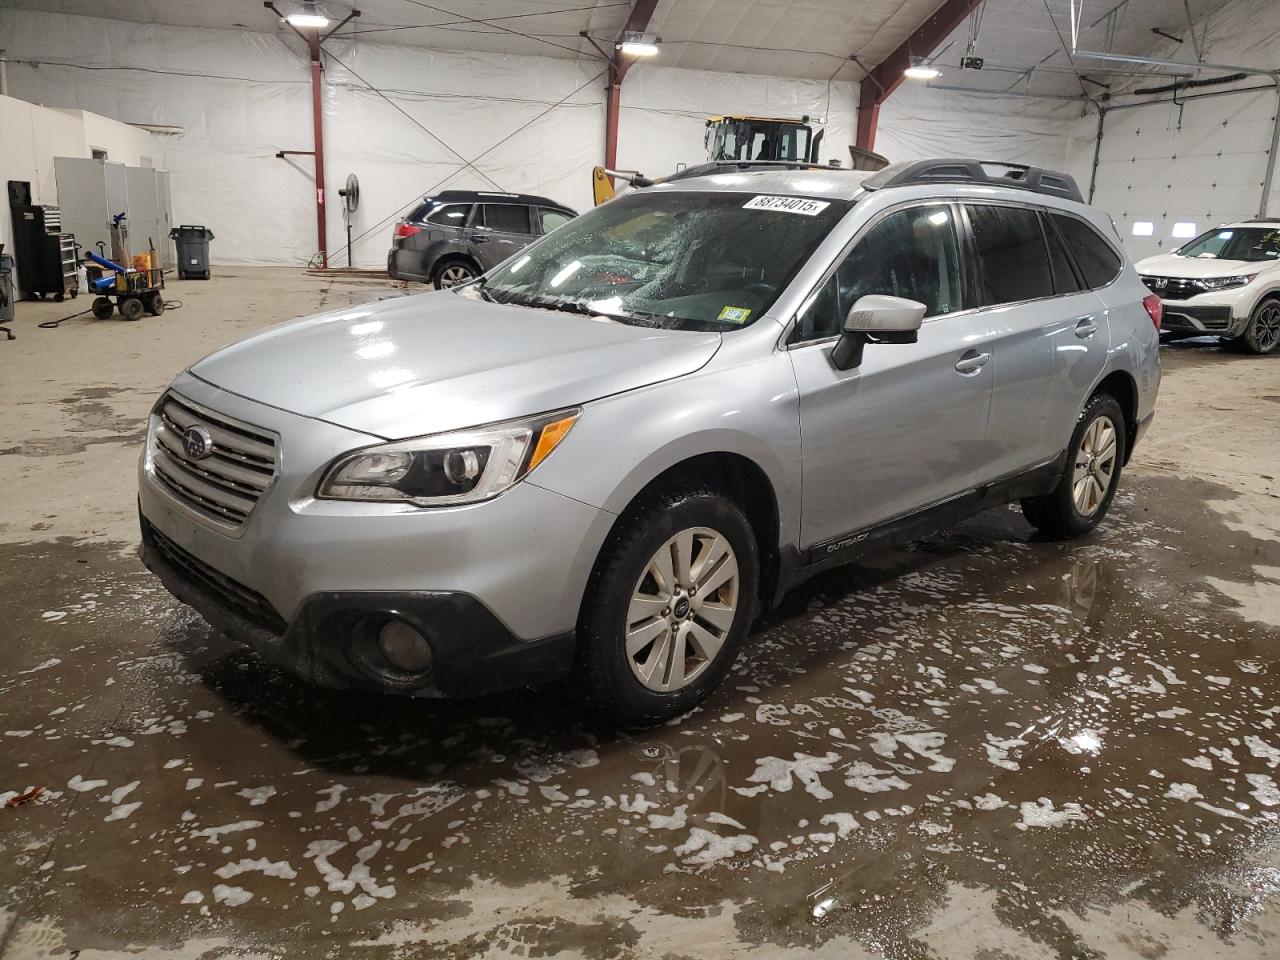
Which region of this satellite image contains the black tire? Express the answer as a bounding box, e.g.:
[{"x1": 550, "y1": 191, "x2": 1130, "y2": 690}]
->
[
  {"x1": 118, "y1": 297, "x2": 144, "y2": 321},
  {"x1": 431, "y1": 258, "x2": 478, "y2": 291},
  {"x1": 145, "y1": 292, "x2": 165, "y2": 316},
  {"x1": 1239, "y1": 299, "x2": 1280, "y2": 355},
  {"x1": 574, "y1": 486, "x2": 760, "y2": 727},
  {"x1": 1021, "y1": 392, "x2": 1127, "y2": 540},
  {"x1": 91, "y1": 296, "x2": 114, "y2": 320},
  {"x1": 54, "y1": 293, "x2": 64, "y2": 303}
]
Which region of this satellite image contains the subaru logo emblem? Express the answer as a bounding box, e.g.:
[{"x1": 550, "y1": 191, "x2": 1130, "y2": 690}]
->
[{"x1": 183, "y1": 425, "x2": 214, "y2": 460}]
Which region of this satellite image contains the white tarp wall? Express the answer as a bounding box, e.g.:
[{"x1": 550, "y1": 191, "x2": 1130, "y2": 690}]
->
[
  {"x1": 0, "y1": 8, "x2": 857, "y2": 268},
  {"x1": 1069, "y1": 0, "x2": 1280, "y2": 261},
  {"x1": 875, "y1": 84, "x2": 1081, "y2": 171}
]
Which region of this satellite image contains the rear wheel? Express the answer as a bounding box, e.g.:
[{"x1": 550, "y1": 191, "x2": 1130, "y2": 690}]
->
[
  {"x1": 145, "y1": 292, "x2": 165, "y2": 316},
  {"x1": 574, "y1": 486, "x2": 759, "y2": 727},
  {"x1": 1022, "y1": 393, "x2": 1126, "y2": 540},
  {"x1": 1239, "y1": 299, "x2": 1280, "y2": 355},
  {"x1": 91, "y1": 296, "x2": 114, "y2": 320},
  {"x1": 432, "y1": 259, "x2": 477, "y2": 290}
]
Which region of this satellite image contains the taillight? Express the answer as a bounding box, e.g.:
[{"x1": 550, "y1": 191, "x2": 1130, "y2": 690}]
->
[
  {"x1": 1142, "y1": 292, "x2": 1163, "y2": 330},
  {"x1": 394, "y1": 222, "x2": 422, "y2": 239}
]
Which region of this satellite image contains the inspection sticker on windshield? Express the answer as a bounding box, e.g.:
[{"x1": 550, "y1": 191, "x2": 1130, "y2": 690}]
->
[
  {"x1": 743, "y1": 195, "x2": 830, "y2": 216},
  {"x1": 718, "y1": 306, "x2": 752, "y2": 324}
]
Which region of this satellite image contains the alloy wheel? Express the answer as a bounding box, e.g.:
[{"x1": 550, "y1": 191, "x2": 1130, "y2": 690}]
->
[
  {"x1": 1254, "y1": 303, "x2": 1280, "y2": 351},
  {"x1": 1071, "y1": 415, "x2": 1118, "y2": 517},
  {"x1": 439, "y1": 265, "x2": 475, "y2": 288},
  {"x1": 625, "y1": 527, "x2": 739, "y2": 692}
]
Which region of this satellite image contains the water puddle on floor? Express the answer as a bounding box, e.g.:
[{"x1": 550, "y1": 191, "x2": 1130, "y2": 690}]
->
[{"x1": 1, "y1": 474, "x2": 1278, "y2": 958}]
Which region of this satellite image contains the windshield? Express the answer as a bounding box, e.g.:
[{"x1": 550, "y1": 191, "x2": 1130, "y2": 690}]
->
[
  {"x1": 1176, "y1": 227, "x2": 1280, "y2": 262},
  {"x1": 472, "y1": 190, "x2": 849, "y2": 331}
]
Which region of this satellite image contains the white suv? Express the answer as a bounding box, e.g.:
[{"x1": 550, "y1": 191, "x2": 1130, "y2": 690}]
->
[{"x1": 1136, "y1": 221, "x2": 1280, "y2": 353}]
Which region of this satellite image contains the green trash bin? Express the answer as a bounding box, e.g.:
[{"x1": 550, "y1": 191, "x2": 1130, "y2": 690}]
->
[{"x1": 169, "y1": 225, "x2": 214, "y2": 280}]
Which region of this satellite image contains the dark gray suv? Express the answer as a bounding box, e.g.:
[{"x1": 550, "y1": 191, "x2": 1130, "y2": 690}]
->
[{"x1": 387, "y1": 190, "x2": 577, "y2": 289}]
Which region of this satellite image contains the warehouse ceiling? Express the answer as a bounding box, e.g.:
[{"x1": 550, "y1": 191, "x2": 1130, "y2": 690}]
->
[
  {"x1": 918, "y1": 0, "x2": 1241, "y2": 99},
  {"x1": 5, "y1": 0, "x2": 1245, "y2": 85}
]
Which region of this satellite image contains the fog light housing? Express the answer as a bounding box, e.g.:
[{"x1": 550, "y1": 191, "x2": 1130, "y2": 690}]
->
[{"x1": 377, "y1": 619, "x2": 435, "y2": 673}]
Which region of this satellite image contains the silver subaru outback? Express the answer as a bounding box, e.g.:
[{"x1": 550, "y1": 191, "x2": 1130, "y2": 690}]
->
[{"x1": 139, "y1": 158, "x2": 1161, "y2": 726}]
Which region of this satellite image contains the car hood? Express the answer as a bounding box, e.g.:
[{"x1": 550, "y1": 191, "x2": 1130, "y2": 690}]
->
[
  {"x1": 1134, "y1": 253, "x2": 1274, "y2": 278},
  {"x1": 190, "y1": 291, "x2": 722, "y2": 439}
]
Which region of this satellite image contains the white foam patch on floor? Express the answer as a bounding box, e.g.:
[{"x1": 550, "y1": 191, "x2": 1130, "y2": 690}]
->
[
  {"x1": 1016, "y1": 798, "x2": 1086, "y2": 830},
  {"x1": 673, "y1": 828, "x2": 758, "y2": 870},
  {"x1": 743, "y1": 753, "x2": 840, "y2": 800}
]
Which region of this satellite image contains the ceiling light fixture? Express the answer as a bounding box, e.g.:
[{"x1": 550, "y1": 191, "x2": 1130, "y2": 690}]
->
[
  {"x1": 618, "y1": 31, "x2": 660, "y2": 57},
  {"x1": 904, "y1": 56, "x2": 940, "y2": 80},
  {"x1": 286, "y1": 1, "x2": 330, "y2": 28}
]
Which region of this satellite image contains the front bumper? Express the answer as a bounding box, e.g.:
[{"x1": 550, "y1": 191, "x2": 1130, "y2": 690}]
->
[
  {"x1": 138, "y1": 373, "x2": 615, "y2": 695},
  {"x1": 1160, "y1": 303, "x2": 1238, "y2": 334},
  {"x1": 141, "y1": 513, "x2": 575, "y2": 696}
]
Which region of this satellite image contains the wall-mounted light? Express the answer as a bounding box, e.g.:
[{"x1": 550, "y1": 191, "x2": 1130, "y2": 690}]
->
[
  {"x1": 903, "y1": 56, "x2": 940, "y2": 80},
  {"x1": 618, "y1": 31, "x2": 660, "y2": 57},
  {"x1": 286, "y1": 1, "x2": 330, "y2": 28}
]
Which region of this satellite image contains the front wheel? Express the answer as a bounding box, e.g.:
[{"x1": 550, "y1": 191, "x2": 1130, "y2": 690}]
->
[
  {"x1": 118, "y1": 297, "x2": 144, "y2": 321},
  {"x1": 1239, "y1": 299, "x2": 1280, "y2": 355},
  {"x1": 574, "y1": 487, "x2": 759, "y2": 727},
  {"x1": 1022, "y1": 393, "x2": 1126, "y2": 540},
  {"x1": 91, "y1": 296, "x2": 114, "y2": 320}
]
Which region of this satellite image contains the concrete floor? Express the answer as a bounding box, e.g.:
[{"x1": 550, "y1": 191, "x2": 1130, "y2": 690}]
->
[{"x1": 2, "y1": 268, "x2": 1279, "y2": 959}]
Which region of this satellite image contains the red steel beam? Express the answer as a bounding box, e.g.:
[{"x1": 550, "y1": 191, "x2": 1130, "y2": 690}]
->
[
  {"x1": 307, "y1": 31, "x2": 328, "y2": 268},
  {"x1": 855, "y1": 0, "x2": 984, "y2": 151},
  {"x1": 604, "y1": 0, "x2": 660, "y2": 171}
]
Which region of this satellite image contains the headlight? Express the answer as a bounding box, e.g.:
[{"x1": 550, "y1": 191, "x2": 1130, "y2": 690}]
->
[
  {"x1": 318, "y1": 408, "x2": 580, "y2": 506},
  {"x1": 1197, "y1": 275, "x2": 1255, "y2": 291}
]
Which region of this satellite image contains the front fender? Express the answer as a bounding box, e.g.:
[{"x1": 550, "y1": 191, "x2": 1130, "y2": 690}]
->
[{"x1": 528, "y1": 351, "x2": 803, "y2": 554}]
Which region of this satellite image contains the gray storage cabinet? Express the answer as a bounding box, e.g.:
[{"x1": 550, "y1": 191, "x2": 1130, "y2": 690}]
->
[{"x1": 54, "y1": 158, "x2": 174, "y2": 268}]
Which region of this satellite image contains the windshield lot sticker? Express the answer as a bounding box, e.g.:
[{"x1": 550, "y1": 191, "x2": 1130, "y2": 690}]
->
[
  {"x1": 743, "y1": 195, "x2": 831, "y2": 216},
  {"x1": 718, "y1": 306, "x2": 752, "y2": 324}
]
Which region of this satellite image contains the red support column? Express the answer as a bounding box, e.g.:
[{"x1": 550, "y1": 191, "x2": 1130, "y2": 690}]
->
[
  {"x1": 602, "y1": 0, "x2": 659, "y2": 175},
  {"x1": 855, "y1": 0, "x2": 985, "y2": 151},
  {"x1": 307, "y1": 31, "x2": 328, "y2": 268},
  {"x1": 856, "y1": 83, "x2": 880, "y2": 152},
  {"x1": 605, "y1": 67, "x2": 622, "y2": 172}
]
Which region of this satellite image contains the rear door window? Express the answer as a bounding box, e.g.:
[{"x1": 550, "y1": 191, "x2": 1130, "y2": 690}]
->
[
  {"x1": 967, "y1": 204, "x2": 1056, "y2": 305},
  {"x1": 482, "y1": 204, "x2": 533, "y2": 234},
  {"x1": 1051, "y1": 213, "x2": 1122, "y2": 289},
  {"x1": 424, "y1": 203, "x2": 471, "y2": 226}
]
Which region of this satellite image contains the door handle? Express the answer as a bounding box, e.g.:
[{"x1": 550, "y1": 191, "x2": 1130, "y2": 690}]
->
[
  {"x1": 1074, "y1": 316, "x2": 1098, "y2": 338},
  {"x1": 472, "y1": 235, "x2": 490, "y2": 244},
  {"x1": 954, "y1": 350, "x2": 991, "y2": 375}
]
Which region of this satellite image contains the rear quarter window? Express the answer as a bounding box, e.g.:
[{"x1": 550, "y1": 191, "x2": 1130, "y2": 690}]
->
[
  {"x1": 425, "y1": 203, "x2": 472, "y2": 226},
  {"x1": 1052, "y1": 213, "x2": 1122, "y2": 289}
]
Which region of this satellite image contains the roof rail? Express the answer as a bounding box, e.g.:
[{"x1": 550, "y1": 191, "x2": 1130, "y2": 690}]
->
[{"x1": 862, "y1": 159, "x2": 1084, "y2": 203}]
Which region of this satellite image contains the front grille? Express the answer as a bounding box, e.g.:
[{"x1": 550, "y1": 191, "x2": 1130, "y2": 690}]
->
[
  {"x1": 151, "y1": 393, "x2": 278, "y2": 528},
  {"x1": 1141, "y1": 276, "x2": 1206, "y2": 301},
  {"x1": 145, "y1": 520, "x2": 286, "y2": 635}
]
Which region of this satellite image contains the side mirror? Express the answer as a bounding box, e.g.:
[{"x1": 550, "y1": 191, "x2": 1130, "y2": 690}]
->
[{"x1": 831, "y1": 295, "x2": 926, "y2": 370}]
